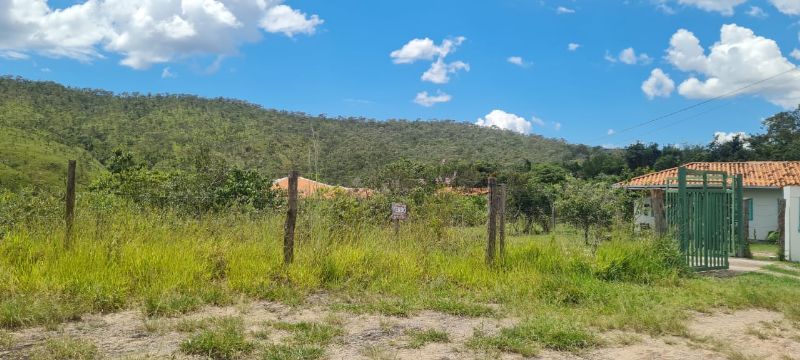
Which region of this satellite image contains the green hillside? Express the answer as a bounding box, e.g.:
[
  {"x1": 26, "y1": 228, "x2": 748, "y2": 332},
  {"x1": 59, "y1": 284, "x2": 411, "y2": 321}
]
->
[{"x1": 0, "y1": 76, "x2": 589, "y2": 188}]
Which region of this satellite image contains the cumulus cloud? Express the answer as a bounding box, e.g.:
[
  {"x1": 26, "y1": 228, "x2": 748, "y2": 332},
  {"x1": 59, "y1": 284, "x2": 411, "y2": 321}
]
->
[
  {"x1": 713, "y1": 131, "x2": 750, "y2": 145},
  {"x1": 675, "y1": 0, "x2": 747, "y2": 15},
  {"x1": 791, "y1": 49, "x2": 800, "y2": 60},
  {"x1": 0, "y1": 0, "x2": 323, "y2": 69},
  {"x1": 413, "y1": 90, "x2": 452, "y2": 107},
  {"x1": 642, "y1": 68, "x2": 675, "y2": 99},
  {"x1": 507, "y1": 56, "x2": 531, "y2": 67},
  {"x1": 260, "y1": 5, "x2": 322, "y2": 36},
  {"x1": 769, "y1": 0, "x2": 800, "y2": 15},
  {"x1": 556, "y1": 6, "x2": 576, "y2": 14},
  {"x1": 568, "y1": 43, "x2": 581, "y2": 51},
  {"x1": 475, "y1": 110, "x2": 533, "y2": 134},
  {"x1": 391, "y1": 36, "x2": 469, "y2": 84},
  {"x1": 665, "y1": 24, "x2": 800, "y2": 109},
  {"x1": 607, "y1": 129, "x2": 616, "y2": 135},
  {"x1": 746, "y1": 6, "x2": 768, "y2": 17},
  {"x1": 554, "y1": 122, "x2": 562, "y2": 131},
  {"x1": 606, "y1": 48, "x2": 652, "y2": 65},
  {"x1": 161, "y1": 67, "x2": 176, "y2": 78}
]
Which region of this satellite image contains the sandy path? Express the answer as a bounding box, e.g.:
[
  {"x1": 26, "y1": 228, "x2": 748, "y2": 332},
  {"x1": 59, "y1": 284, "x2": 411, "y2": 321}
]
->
[{"x1": 2, "y1": 299, "x2": 800, "y2": 359}]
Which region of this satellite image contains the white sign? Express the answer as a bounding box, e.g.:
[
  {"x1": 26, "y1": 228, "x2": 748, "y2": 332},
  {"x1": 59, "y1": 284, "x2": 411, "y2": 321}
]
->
[{"x1": 391, "y1": 203, "x2": 407, "y2": 220}]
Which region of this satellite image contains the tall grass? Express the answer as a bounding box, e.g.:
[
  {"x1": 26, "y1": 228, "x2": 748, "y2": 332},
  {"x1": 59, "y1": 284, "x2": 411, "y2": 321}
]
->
[{"x1": 1, "y1": 200, "x2": 800, "y2": 340}]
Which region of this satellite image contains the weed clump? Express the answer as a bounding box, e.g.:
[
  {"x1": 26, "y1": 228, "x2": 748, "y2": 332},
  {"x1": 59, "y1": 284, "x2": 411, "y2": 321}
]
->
[{"x1": 180, "y1": 317, "x2": 254, "y2": 360}]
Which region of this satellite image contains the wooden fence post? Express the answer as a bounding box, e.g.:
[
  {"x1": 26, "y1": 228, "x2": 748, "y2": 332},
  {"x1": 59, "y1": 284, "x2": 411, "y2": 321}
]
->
[
  {"x1": 486, "y1": 177, "x2": 497, "y2": 265},
  {"x1": 779, "y1": 198, "x2": 786, "y2": 261},
  {"x1": 650, "y1": 189, "x2": 666, "y2": 237},
  {"x1": 65, "y1": 160, "x2": 76, "y2": 248},
  {"x1": 284, "y1": 170, "x2": 299, "y2": 265},
  {"x1": 498, "y1": 184, "x2": 506, "y2": 258}
]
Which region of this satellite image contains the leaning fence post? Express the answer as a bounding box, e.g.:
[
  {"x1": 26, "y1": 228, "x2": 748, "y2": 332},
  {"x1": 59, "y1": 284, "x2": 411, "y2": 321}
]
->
[
  {"x1": 65, "y1": 160, "x2": 76, "y2": 248},
  {"x1": 284, "y1": 170, "x2": 299, "y2": 265},
  {"x1": 498, "y1": 184, "x2": 506, "y2": 258},
  {"x1": 486, "y1": 177, "x2": 497, "y2": 265},
  {"x1": 779, "y1": 198, "x2": 786, "y2": 261},
  {"x1": 650, "y1": 189, "x2": 667, "y2": 237}
]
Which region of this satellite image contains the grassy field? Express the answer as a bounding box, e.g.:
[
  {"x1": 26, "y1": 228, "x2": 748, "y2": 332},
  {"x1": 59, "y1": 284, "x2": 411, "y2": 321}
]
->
[{"x1": 2, "y1": 205, "x2": 800, "y2": 357}]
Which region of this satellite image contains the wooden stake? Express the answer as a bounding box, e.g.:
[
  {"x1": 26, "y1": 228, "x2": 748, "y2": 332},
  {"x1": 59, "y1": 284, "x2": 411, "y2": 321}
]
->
[
  {"x1": 65, "y1": 160, "x2": 76, "y2": 248},
  {"x1": 498, "y1": 184, "x2": 506, "y2": 258},
  {"x1": 779, "y1": 198, "x2": 786, "y2": 262},
  {"x1": 284, "y1": 170, "x2": 298, "y2": 265},
  {"x1": 486, "y1": 177, "x2": 497, "y2": 265}
]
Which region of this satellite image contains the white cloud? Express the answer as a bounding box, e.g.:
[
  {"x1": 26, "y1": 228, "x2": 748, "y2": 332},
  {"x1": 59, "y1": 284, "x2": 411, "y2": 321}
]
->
[
  {"x1": 746, "y1": 6, "x2": 768, "y2": 17},
  {"x1": 161, "y1": 67, "x2": 176, "y2": 78},
  {"x1": 507, "y1": 56, "x2": 531, "y2": 67},
  {"x1": 769, "y1": 0, "x2": 800, "y2": 15},
  {"x1": 0, "y1": 50, "x2": 28, "y2": 60},
  {"x1": 676, "y1": 0, "x2": 747, "y2": 15},
  {"x1": 607, "y1": 129, "x2": 616, "y2": 135},
  {"x1": 0, "y1": 0, "x2": 323, "y2": 70},
  {"x1": 413, "y1": 90, "x2": 452, "y2": 107},
  {"x1": 40, "y1": 67, "x2": 51, "y2": 72},
  {"x1": 391, "y1": 36, "x2": 469, "y2": 84},
  {"x1": 530, "y1": 116, "x2": 545, "y2": 126},
  {"x1": 666, "y1": 24, "x2": 800, "y2": 109},
  {"x1": 606, "y1": 47, "x2": 652, "y2": 65},
  {"x1": 554, "y1": 122, "x2": 562, "y2": 131},
  {"x1": 556, "y1": 6, "x2": 576, "y2": 14},
  {"x1": 713, "y1": 131, "x2": 750, "y2": 145},
  {"x1": 260, "y1": 5, "x2": 322, "y2": 36},
  {"x1": 791, "y1": 49, "x2": 800, "y2": 60},
  {"x1": 475, "y1": 110, "x2": 533, "y2": 134},
  {"x1": 390, "y1": 36, "x2": 464, "y2": 64},
  {"x1": 642, "y1": 68, "x2": 675, "y2": 99},
  {"x1": 568, "y1": 43, "x2": 581, "y2": 51},
  {"x1": 421, "y1": 58, "x2": 469, "y2": 84}
]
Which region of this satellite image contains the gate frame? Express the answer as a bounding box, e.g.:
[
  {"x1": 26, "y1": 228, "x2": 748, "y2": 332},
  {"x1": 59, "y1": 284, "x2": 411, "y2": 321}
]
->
[{"x1": 665, "y1": 167, "x2": 744, "y2": 271}]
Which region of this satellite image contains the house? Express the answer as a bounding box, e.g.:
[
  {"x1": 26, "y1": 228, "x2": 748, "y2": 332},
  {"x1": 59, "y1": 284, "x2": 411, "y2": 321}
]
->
[{"x1": 617, "y1": 161, "x2": 800, "y2": 241}]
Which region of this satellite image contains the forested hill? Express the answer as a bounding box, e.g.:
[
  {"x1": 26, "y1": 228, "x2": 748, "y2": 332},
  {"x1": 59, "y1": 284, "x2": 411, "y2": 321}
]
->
[{"x1": 0, "y1": 76, "x2": 588, "y2": 189}]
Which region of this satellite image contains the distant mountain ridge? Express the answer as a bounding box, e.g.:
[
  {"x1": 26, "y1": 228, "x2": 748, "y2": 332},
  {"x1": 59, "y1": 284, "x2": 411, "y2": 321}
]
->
[{"x1": 0, "y1": 76, "x2": 593, "y2": 189}]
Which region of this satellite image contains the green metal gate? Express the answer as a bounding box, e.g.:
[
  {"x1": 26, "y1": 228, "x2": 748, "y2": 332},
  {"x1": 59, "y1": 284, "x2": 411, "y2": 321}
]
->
[{"x1": 665, "y1": 167, "x2": 745, "y2": 271}]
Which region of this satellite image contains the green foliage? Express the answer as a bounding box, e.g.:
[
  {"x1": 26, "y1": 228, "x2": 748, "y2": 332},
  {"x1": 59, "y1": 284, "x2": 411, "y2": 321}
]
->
[
  {"x1": 180, "y1": 317, "x2": 254, "y2": 360},
  {"x1": 30, "y1": 336, "x2": 98, "y2": 360},
  {"x1": 556, "y1": 180, "x2": 625, "y2": 243},
  {"x1": 270, "y1": 321, "x2": 343, "y2": 345},
  {"x1": 0, "y1": 77, "x2": 576, "y2": 190},
  {"x1": 261, "y1": 344, "x2": 323, "y2": 360},
  {"x1": 405, "y1": 328, "x2": 449, "y2": 348},
  {"x1": 470, "y1": 316, "x2": 599, "y2": 354}
]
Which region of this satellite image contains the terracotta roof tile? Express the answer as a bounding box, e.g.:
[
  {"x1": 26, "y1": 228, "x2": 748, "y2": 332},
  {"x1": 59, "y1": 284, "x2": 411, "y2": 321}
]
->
[{"x1": 618, "y1": 161, "x2": 800, "y2": 189}]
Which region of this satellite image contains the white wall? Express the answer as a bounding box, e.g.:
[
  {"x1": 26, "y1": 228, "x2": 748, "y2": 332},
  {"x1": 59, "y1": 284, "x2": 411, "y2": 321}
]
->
[
  {"x1": 786, "y1": 186, "x2": 800, "y2": 262},
  {"x1": 745, "y1": 188, "x2": 782, "y2": 241}
]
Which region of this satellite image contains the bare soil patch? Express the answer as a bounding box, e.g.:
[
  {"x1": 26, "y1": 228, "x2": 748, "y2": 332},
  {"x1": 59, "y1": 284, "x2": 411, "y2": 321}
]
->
[{"x1": 2, "y1": 299, "x2": 799, "y2": 359}]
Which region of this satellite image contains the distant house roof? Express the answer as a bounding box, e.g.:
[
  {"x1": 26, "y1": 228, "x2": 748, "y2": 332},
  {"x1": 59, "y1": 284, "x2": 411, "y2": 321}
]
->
[
  {"x1": 272, "y1": 176, "x2": 373, "y2": 198},
  {"x1": 617, "y1": 161, "x2": 800, "y2": 189}
]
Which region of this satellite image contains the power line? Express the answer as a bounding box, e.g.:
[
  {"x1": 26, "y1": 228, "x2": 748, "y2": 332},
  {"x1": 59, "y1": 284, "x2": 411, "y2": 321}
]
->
[{"x1": 594, "y1": 67, "x2": 799, "y2": 142}]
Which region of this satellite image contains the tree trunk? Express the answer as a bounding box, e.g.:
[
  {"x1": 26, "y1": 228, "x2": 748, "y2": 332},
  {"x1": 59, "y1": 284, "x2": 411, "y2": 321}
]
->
[{"x1": 583, "y1": 226, "x2": 589, "y2": 245}]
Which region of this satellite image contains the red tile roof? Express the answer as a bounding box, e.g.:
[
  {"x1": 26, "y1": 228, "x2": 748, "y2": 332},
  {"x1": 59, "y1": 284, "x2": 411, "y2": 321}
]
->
[{"x1": 618, "y1": 162, "x2": 800, "y2": 189}]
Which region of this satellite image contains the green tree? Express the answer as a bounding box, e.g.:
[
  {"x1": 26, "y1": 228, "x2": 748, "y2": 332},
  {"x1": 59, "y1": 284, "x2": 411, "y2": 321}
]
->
[{"x1": 556, "y1": 180, "x2": 623, "y2": 244}]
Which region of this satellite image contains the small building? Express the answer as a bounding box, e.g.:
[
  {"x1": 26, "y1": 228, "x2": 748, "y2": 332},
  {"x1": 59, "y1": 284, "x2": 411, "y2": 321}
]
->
[
  {"x1": 617, "y1": 161, "x2": 800, "y2": 241},
  {"x1": 272, "y1": 176, "x2": 372, "y2": 198}
]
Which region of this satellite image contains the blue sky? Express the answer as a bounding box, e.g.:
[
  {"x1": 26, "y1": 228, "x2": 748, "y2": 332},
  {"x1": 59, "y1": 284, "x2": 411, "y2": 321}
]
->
[{"x1": 2, "y1": 0, "x2": 800, "y2": 148}]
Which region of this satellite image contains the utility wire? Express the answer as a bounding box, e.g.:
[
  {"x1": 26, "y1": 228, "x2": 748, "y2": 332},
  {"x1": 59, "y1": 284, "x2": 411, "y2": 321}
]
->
[{"x1": 594, "y1": 67, "x2": 799, "y2": 142}]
